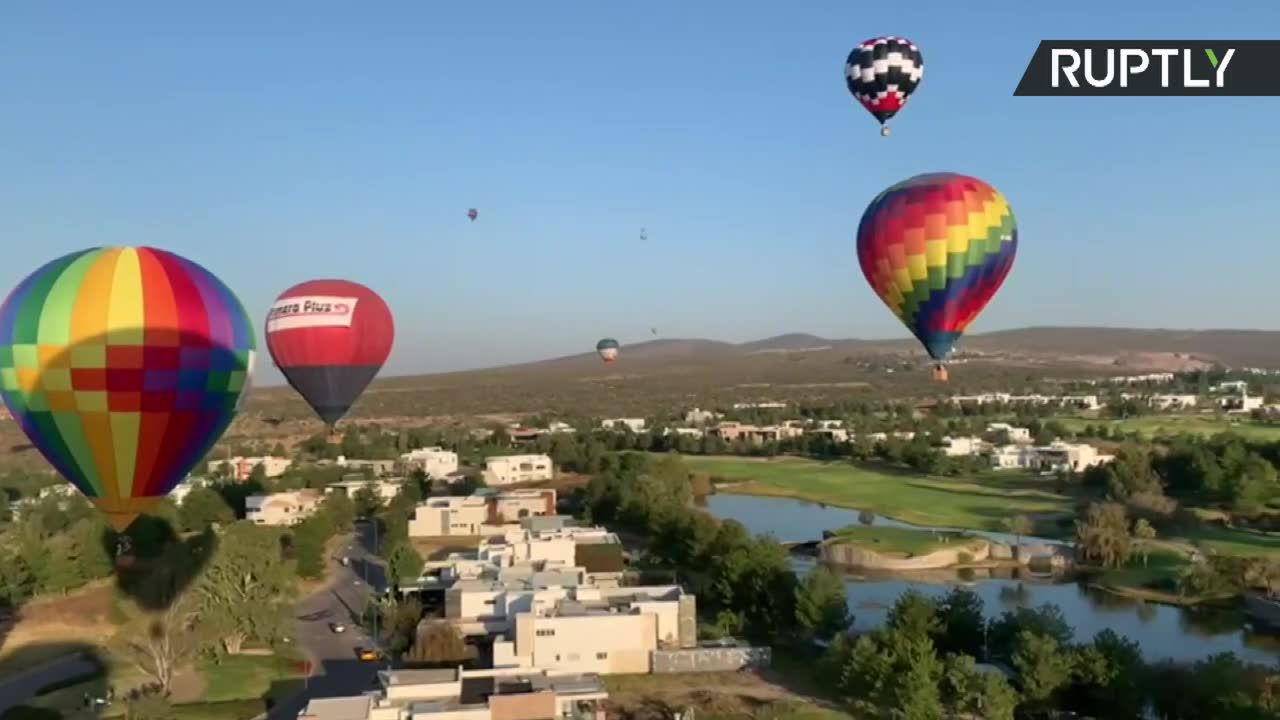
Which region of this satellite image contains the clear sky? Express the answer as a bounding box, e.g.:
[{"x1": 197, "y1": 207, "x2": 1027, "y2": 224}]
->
[{"x1": 3, "y1": 1, "x2": 1278, "y2": 383}]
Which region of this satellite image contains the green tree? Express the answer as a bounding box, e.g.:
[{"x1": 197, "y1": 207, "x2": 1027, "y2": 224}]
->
[
  {"x1": 353, "y1": 486, "x2": 382, "y2": 516},
  {"x1": 935, "y1": 587, "x2": 985, "y2": 657},
  {"x1": 195, "y1": 523, "x2": 293, "y2": 654},
  {"x1": 1076, "y1": 502, "x2": 1133, "y2": 569},
  {"x1": 987, "y1": 604, "x2": 1073, "y2": 662},
  {"x1": 324, "y1": 491, "x2": 356, "y2": 533},
  {"x1": 292, "y1": 518, "x2": 329, "y2": 579},
  {"x1": 886, "y1": 589, "x2": 941, "y2": 642},
  {"x1": 1012, "y1": 630, "x2": 1073, "y2": 707},
  {"x1": 1132, "y1": 518, "x2": 1157, "y2": 566},
  {"x1": 794, "y1": 567, "x2": 850, "y2": 641},
  {"x1": 388, "y1": 542, "x2": 424, "y2": 584},
  {"x1": 69, "y1": 518, "x2": 113, "y2": 581},
  {"x1": 177, "y1": 487, "x2": 235, "y2": 532},
  {"x1": 941, "y1": 654, "x2": 1017, "y2": 720},
  {"x1": 1065, "y1": 629, "x2": 1145, "y2": 720}
]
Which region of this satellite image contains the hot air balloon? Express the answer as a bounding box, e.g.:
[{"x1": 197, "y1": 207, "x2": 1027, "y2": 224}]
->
[
  {"x1": 265, "y1": 280, "x2": 393, "y2": 431},
  {"x1": 0, "y1": 247, "x2": 256, "y2": 531},
  {"x1": 596, "y1": 338, "x2": 619, "y2": 363},
  {"x1": 468, "y1": 209, "x2": 478, "y2": 222},
  {"x1": 845, "y1": 36, "x2": 923, "y2": 137},
  {"x1": 856, "y1": 173, "x2": 1016, "y2": 381}
]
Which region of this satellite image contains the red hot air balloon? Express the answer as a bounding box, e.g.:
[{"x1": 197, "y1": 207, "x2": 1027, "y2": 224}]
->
[{"x1": 264, "y1": 280, "x2": 393, "y2": 431}]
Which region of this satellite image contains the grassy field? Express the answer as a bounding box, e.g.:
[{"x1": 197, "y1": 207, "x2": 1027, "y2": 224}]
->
[
  {"x1": 828, "y1": 526, "x2": 985, "y2": 556},
  {"x1": 1055, "y1": 414, "x2": 1280, "y2": 442},
  {"x1": 685, "y1": 455, "x2": 1073, "y2": 532},
  {"x1": 1178, "y1": 525, "x2": 1280, "y2": 558}
]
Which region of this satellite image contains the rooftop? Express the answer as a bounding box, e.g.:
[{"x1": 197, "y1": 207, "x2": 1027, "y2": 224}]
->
[
  {"x1": 381, "y1": 668, "x2": 459, "y2": 687},
  {"x1": 297, "y1": 695, "x2": 374, "y2": 720}
]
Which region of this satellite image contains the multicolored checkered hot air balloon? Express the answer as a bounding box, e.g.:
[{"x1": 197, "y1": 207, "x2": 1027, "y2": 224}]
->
[
  {"x1": 845, "y1": 36, "x2": 924, "y2": 137},
  {"x1": 0, "y1": 247, "x2": 256, "y2": 531},
  {"x1": 856, "y1": 173, "x2": 1017, "y2": 381}
]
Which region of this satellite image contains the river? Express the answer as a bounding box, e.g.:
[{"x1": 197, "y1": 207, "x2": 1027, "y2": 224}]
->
[{"x1": 705, "y1": 493, "x2": 1279, "y2": 665}]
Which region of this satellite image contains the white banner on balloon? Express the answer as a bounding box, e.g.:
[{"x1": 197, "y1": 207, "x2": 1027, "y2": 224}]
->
[{"x1": 266, "y1": 296, "x2": 359, "y2": 332}]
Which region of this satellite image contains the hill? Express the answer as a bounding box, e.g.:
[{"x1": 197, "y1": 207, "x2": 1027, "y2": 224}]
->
[{"x1": 227, "y1": 327, "x2": 1280, "y2": 434}]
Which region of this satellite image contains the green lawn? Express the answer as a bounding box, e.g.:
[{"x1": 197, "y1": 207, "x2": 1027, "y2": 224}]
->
[
  {"x1": 1178, "y1": 525, "x2": 1280, "y2": 559},
  {"x1": 199, "y1": 653, "x2": 302, "y2": 703},
  {"x1": 828, "y1": 526, "x2": 984, "y2": 556},
  {"x1": 686, "y1": 456, "x2": 1073, "y2": 532},
  {"x1": 1054, "y1": 414, "x2": 1280, "y2": 442}
]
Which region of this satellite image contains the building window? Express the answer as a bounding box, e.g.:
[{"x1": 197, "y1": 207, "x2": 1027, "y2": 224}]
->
[
  {"x1": 596, "y1": 652, "x2": 608, "y2": 660},
  {"x1": 536, "y1": 629, "x2": 556, "y2": 637}
]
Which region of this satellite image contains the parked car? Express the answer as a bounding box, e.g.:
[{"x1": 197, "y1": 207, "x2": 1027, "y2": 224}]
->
[
  {"x1": 330, "y1": 622, "x2": 346, "y2": 633},
  {"x1": 357, "y1": 647, "x2": 380, "y2": 662}
]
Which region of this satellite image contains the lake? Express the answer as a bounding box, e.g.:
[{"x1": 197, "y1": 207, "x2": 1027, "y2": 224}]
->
[{"x1": 705, "y1": 493, "x2": 1280, "y2": 665}]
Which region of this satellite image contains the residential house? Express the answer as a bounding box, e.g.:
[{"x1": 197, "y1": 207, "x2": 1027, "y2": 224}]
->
[
  {"x1": 1033, "y1": 441, "x2": 1114, "y2": 473},
  {"x1": 207, "y1": 455, "x2": 292, "y2": 481},
  {"x1": 399, "y1": 447, "x2": 460, "y2": 479},
  {"x1": 941, "y1": 436, "x2": 984, "y2": 457},
  {"x1": 1222, "y1": 392, "x2": 1264, "y2": 414},
  {"x1": 245, "y1": 489, "x2": 323, "y2": 526},
  {"x1": 600, "y1": 418, "x2": 647, "y2": 433},
  {"x1": 483, "y1": 455, "x2": 554, "y2": 486},
  {"x1": 986, "y1": 423, "x2": 1032, "y2": 443},
  {"x1": 297, "y1": 667, "x2": 608, "y2": 720},
  {"x1": 731, "y1": 402, "x2": 787, "y2": 409},
  {"x1": 326, "y1": 478, "x2": 404, "y2": 502},
  {"x1": 988, "y1": 445, "x2": 1039, "y2": 470},
  {"x1": 683, "y1": 408, "x2": 720, "y2": 425},
  {"x1": 407, "y1": 489, "x2": 558, "y2": 537},
  {"x1": 335, "y1": 456, "x2": 398, "y2": 476},
  {"x1": 1148, "y1": 394, "x2": 1199, "y2": 410}
]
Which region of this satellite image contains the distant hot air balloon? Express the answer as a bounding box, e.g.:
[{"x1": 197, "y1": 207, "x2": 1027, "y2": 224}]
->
[
  {"x1": 640, "y1": 228, "x2": 647, "y2": 241},
  {"x1": 845, "y1": 36, "x2": 923, "y2": 137},
  {"x1": 265, "y1": 280, "x2": 393, "y2": 431},
  {"x1": 856, "y1": 173, "x2": 1016, "y2": 381},
  {"x1": 0, "y1": 247, "x2": 256, "y2": 531},
  {"x1": 468, "y1": 208, "x2": 478, "y2": 222},
  {"x1": 596, "y1": 338, "x2": 620, "y2": 363}
]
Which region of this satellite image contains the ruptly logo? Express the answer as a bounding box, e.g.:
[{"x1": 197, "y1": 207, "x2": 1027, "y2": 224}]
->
[{"x1": 1014, "y1": 41, "x2": 1280, "y2": 96}]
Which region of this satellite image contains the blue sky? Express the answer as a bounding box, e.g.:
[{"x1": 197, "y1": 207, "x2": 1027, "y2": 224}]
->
[{"x1": 3, "y1": 1, "x2": 1278, "y2": 381}]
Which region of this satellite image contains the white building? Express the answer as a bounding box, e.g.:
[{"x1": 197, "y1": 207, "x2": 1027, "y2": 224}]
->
[
  {"x1": 1213, "y1": 380, "x2": 1249, "y2": 393},
  {"x1": 988, "y1": 445, "x2": 1039, "y2": 470},
  {"x1": 684, "y1": 408, "x2": 720, "y2": 425},
  {"x1": 941, "y1": 436, "x2": 984, "y2": 457},
  {"x1": 731, "y1": 401, "x2": 787, "y2": 410},
  {"x1": 1148, "y1": 394, "x2": 1199, "y2": 410},
  {"x1": 398, "y1": 447, "x2": 459, "y2": 479},
  {"x1": 986, "y1": 423, "x2": 1032, "y2": 443},
  {"x1": 206, "y1": 455, "x2": 292, "y2": 481},
  {"x1": 547, "y1": 421, "x2": 576, "y2": 434},
  {"x1": 245, "y1": 489, "x2": 323, "y2": 526},
  {"x1": 483, "y1": 455, "x2": 554, "y2": 486},
  {"x1": 167, "y1": 476, "x2": 214, "y2": 506},
  {"x1": 988, "y1": 441, "x2": 1113, "y2": 473},
  {"x1": 1221, "y1": 392, "x2": 1265, "y2": 414},
  {"x1": 600, "y1": 418, "x2": 647, "y2": 433},
  {"x1": 325, "y1": 478, "x2": 403, "y2": 501},
  {"x1": 408, "y1": 489, "x2": 559, "y2": 537}
]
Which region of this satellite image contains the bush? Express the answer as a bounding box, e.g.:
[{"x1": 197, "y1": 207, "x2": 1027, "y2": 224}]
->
[{"x1": 957, "y1": 551, "x2": 975, "y2": 564}]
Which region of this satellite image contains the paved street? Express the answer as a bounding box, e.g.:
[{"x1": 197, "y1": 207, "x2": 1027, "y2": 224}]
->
[
  {"x1": 268, "y1": 521, "x2": 391, "y2": 720},
  {"x1": 0, "y1": 654, "x2": 101, "y2": 716}
]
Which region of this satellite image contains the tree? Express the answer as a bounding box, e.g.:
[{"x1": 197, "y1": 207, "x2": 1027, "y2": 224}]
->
[
  {"x1": 447, "y1": 474, "x2": 486, "y2": 497},
  {"x1": 119, "y1": 598, "x2": 199, "y2": 695},
  {"x1": 194, "y1": 523, "x2": 293, "y2": 655},
  {"x1": 987, "y1": 604, "x2": 1073, "y2": 662},
  {"x1": 1012, "y1": 630, "x2": 1072, "y2": 707},
  {"x1": 935, "y1": 587, "x2": 985, "y2": 657},
  {"x1": 353, "y1": 486, "x2": 382, "y2": 516},
  {"x1": 941, "y1": 654, "x2": 1017, "y2": 720},
  {"x1": 177, "y1": 487, "x2": 235, "y2": 532},
  {"x1": 324, "y1": 491, "x2": 356, "y2": 533},
  {"x1": 388, "y1": 542, "x2": 424, "y2": 584},
  {"x1": 407, "y1": 622, "x2": 470, "y2": 665},
  {"x1": 794, "y1": 567, "x2": 850, "y2": 641},
  {"x1": 292, "y1": 518, "x2": 329, "y2": 580},
  {"x1": 1132, "y1": 518, "x2": 1157, "y2": 566},
  {"x1": 1076, "y1": 502, "x2": 1133, "y2": 569},
  {"x1": 1065, "y1": 629, "x2": 1145, "y2": 719},
  {"x1": 857, "y1": 509, "x2": 875, "y2": 525},
  {"x1": 1003, "y1": 514, "x2": 1035, "y2": 554},
  {"x1": 886, "y1": 590, "x2": 941, "y2": 642}
]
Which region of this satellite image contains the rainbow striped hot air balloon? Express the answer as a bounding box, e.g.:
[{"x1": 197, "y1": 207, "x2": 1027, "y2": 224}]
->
[
  {"x1": 856, "y1": 173, "x2": 1017, "y2": 380},
  {"x1": 0, "y1": 247, "x2": 255, "y2": 531}
]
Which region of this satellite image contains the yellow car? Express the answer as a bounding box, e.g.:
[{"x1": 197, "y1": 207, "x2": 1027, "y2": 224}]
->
[{"x1": 357, "y1": 648, "x2": 380, "y2": 662}]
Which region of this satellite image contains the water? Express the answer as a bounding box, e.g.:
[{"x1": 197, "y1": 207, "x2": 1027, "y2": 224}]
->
[{"x1": 706, "y1": 493, "x2": 1280, "y2": 665}]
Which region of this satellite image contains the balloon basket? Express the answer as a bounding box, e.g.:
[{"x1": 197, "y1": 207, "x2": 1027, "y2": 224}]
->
[
  {"x1": 932, "y1": 365, "x2": 949, "y2": 382},
  {"x1": 881, "y1": 126, "x2": 890, "y2": 137}
]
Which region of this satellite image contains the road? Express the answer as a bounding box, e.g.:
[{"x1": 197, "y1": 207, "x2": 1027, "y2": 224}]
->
[
  {"x1": 268, "y1": 520, "x2": 392, "y2": 720},
  {"x1": 0, "y1": 653, "x2": 102, "y2": 716}
]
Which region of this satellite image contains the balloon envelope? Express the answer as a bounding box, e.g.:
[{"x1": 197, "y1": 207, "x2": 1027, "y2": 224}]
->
[
  {"x1": 596, "y1": 338, "x2": 619, "y2": 363},
  {"x1": 467, "y1": 209, "x2": 478, "y2": 221},
  {"x1": 845, "y1": 36, "x2": 923, "y2": 128},
  {"x1": 856, "y1": 173, "x2": 1017, "y2": 362},
  {"x1": 0, "y1": 247, "x2": 256, "y2": 531},
  {"x1": 265, "y1": 280, "x2": 393, "y2": 428}
]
